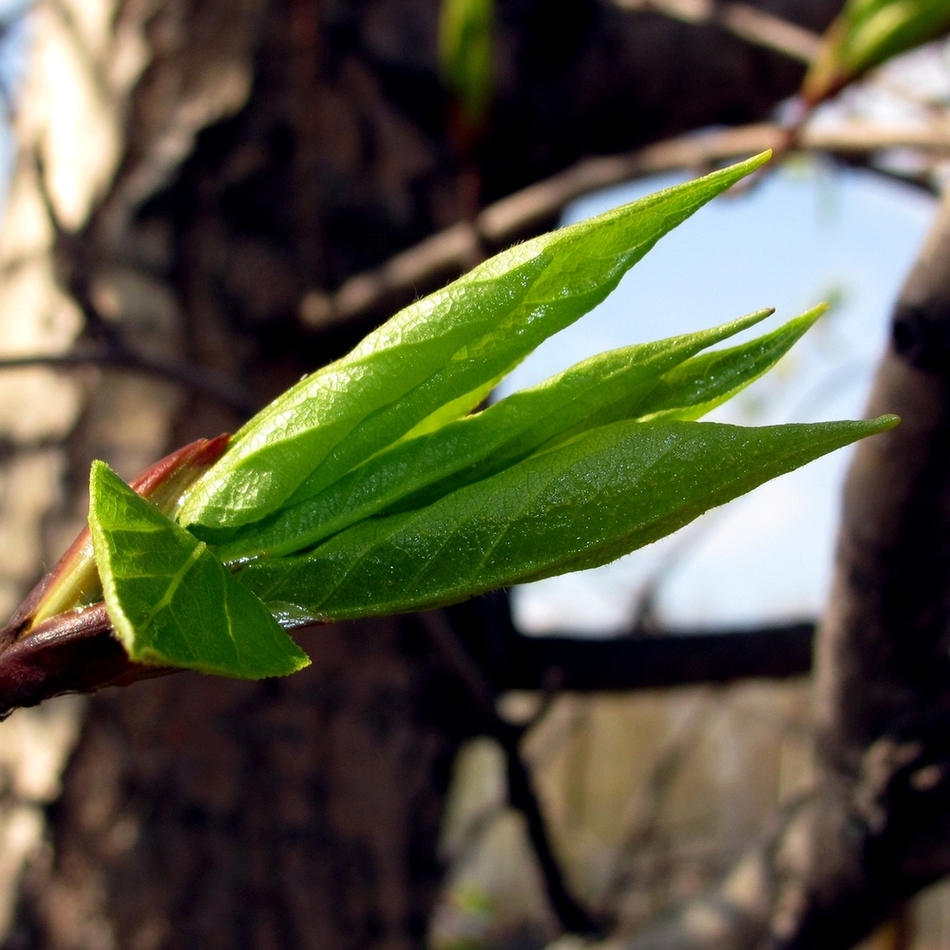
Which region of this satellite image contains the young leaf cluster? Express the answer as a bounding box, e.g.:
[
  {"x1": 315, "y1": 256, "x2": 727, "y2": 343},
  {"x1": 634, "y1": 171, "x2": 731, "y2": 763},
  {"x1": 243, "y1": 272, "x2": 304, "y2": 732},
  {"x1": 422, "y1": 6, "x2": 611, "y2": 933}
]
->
[{"x1": 82, "y1": 152, "x2": 895, "y2": 679}]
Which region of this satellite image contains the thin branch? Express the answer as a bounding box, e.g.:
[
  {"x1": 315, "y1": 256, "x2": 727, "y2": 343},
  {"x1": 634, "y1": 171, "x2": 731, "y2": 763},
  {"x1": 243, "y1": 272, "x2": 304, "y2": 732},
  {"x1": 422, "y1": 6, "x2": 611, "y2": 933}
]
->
[
  {"x1": 599, "y1": 692, "x2": 712, "y2": 911},
  {"x1": 0, "y1": 603, "x2": 173, "y2": 721},
  {"x1": 32, "y1": 147, "x2": 125, "y2": 349},
  {"x1": 26, "y1": 149, "x2": 258, "y2": 412},
  {"x1": 490, "y1": 623, "x2": 814, "y2": 691},
  {"x1": 300, "y1": 121, "x2": 950, "y2": 331},
  {"x1": 504, "y1": 729, "x2": 603, "y2": 936},
  {"x1": 418, "y1": 610, "x2": 603, "y2": 937},
  {"x1": 0, "y1": 348, "x2": 256, "y2": 414},
  {"x1": 614, "y1": 0, "x2": 821, "y2": 64}
]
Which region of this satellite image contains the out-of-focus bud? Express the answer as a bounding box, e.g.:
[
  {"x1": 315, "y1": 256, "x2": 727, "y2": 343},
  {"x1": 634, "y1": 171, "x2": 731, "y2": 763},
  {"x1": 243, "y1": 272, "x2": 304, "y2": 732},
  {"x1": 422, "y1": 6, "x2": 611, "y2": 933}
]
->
[
  {"x1": 803, "y1": 0, "x2": 950, "y2": 105},
  {"x1": 439, "y1": 0, "x2": 495, "y2": 149}
]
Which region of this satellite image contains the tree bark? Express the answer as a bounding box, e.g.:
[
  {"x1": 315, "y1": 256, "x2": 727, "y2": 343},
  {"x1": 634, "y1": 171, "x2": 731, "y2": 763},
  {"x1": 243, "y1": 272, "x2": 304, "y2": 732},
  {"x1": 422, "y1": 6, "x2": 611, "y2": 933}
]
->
[{"x1": 6, "y1": 618, "x2": 474, "y2": 950}]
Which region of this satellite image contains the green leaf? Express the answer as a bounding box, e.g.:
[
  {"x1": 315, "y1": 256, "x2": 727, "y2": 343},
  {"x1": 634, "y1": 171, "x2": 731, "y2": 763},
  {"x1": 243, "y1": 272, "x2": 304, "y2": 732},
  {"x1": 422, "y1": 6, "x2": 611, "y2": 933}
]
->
[
  {"x1": 88, "y1": 461, "x2": 310, "y2": 678},
  {"x1": 519, "y1": 306, "x2": 825, "y2": 453},
  {"x1": 212, "y1": 308, "x2": 777, "y2": 561},
  {"x1": 803, "y1": 0, "x2": 950, "y2": 103},
  {"x1": 234, "y1": 415, "x2": 897, "y2": 621},
  {"x1": 178, "y1": 152, "x2": 772, "y2": 533},
  {"x1": 28, "y1": 436, "x2": 230, "y2": 632},
  {"x1": 633, "y1": 304, "x2": 825, "y2": 422},
  {"x1": 439, "y1": 0, "x2": 495, "y2": 126}
]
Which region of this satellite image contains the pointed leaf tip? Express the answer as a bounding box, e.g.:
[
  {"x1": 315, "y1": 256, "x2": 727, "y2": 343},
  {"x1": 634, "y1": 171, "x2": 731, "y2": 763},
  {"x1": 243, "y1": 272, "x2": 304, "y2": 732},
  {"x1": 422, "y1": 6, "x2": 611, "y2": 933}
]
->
[
  {"x1": 180, "y1": 154, "x2": 778, "y2": 532},
  {"x1": 235, "y1": 415, "x2": 890, "y2": 621}
]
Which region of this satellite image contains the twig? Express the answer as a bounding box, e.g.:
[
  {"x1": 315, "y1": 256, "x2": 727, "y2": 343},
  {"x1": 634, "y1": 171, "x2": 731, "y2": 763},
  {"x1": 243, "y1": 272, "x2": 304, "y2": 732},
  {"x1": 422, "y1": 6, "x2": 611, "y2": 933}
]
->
[
  {"x1": 0, "y1": 603, "x2": 174, "y2": 720},
  {"x1": 25, "y1": 149, "x2": 257, "y2": 414},
  {"x1": 614, "y1": 0, "x2": 821, "y2": 64},
  {"x1": 418, "y1": 610, "x2": 603, "y2": 937},
  {"x1": 503, "y1": 732, "x2": 602, "y2": 936},
  {"x1": 32, "y1": 147, "x2": 126, "y2": 349},
  {"x1": 599, "y1": 691, "x2": 711, "y2": 910},
  {"x1": 0, "y1": 348, "x2": 256, "y2": 414},
  {"x1": 300, "y1": 121, "x2": 950, "y2": 331}
]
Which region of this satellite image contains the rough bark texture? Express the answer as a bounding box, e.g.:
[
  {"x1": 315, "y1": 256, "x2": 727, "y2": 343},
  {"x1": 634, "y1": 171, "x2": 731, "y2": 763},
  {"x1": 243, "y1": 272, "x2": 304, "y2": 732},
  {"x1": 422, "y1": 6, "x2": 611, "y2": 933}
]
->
[
  {"x1": 0, "y1": 0, "x2": 851, "y2": 948},
  {"x1": 5, "y1": 618, "x2": 477, "y2": 950}
]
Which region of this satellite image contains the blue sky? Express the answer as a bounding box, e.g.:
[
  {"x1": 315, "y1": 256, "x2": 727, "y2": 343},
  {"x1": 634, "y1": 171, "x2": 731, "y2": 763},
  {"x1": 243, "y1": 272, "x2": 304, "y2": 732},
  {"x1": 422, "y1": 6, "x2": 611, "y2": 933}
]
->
[
  {"x1": 0, "y1": 2, "x2": 27, "y2": 218},
  {"x1": 500, "y1": 160, "x2": 936, "y2": 634}
]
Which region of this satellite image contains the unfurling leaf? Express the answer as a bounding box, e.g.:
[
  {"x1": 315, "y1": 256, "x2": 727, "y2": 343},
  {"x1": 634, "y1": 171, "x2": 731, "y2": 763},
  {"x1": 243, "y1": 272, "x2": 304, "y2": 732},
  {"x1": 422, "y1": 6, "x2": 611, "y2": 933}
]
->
[
  {"x1": 211, "y1": 306, "x2": 818, "y2": 562},
  {"x1": 51, "y1": 152, "x2": 896, "y2": 684},
  {"x1": 25, "y1": 436, "x2": 230, "y2": 632},
  {"x1": 439, "y1": 0, "x2": 495, "y2": 127},
  {"x1": 89, "y1": 461, "x2": 309, "y2": 678}
]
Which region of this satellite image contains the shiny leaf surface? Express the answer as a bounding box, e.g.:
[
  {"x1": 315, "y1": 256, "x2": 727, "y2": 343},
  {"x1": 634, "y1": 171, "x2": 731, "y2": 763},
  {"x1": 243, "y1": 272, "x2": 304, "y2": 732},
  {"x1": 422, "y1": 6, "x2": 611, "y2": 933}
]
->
[
  {"x1": 213, "y1": 306, "x2": 819, "y2": 561},
  {"x1": 178, "y1": 153, "x2": 771, "y2": 532},
  {"x1": 89, "y1": 462, "x2": 309, "y2": 678},
  {"x1": 235, "y1": 416, "x2": 897, "y2": 622}
]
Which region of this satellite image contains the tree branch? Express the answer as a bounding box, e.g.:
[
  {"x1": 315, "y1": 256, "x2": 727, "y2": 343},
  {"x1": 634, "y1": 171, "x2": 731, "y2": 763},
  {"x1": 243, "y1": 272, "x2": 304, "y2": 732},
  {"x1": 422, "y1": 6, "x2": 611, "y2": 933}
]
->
[
  {"x1": 300, "y1": 122, "x2": 950, "y2": 331},
  {"x1": 0, "y1": 348, "x2": 256, "y2": 414},
  {"x1": 22, "y1": 149, "x2": 257, "y2": 414},
  {"x1": 492, "y1": 623, "x2": 814, "y2": 692},
  {"x1": 418, "y1": 610, "x2": 603, "y2": 937},
  {"x1": 614, "y1": 0, "x2": 821, "y2": 64},
  {"x1": 0, "y1": 604, "x2": 172, "y2": 720}
]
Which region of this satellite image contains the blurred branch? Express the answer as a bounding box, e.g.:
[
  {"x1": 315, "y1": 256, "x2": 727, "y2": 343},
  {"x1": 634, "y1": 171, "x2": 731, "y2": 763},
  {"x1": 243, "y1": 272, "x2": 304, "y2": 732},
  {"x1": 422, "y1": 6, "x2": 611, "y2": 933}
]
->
[
  {"x1": 419, "y1": 610, "x2": 604, "y2": 937},
  {"x1": 492, "y1": 623, "x2": 815, "y2": 691},
  {"x1": 0, "y1": 348, "x2": 256, "y2": 414},
  {"x1": 300, "y1": 121, "x2": 950, "y2": 331},
  {"x1": 8, "y1": 150, "x2": 256, "y2": 414},
  {"x1": 614, "y1": 0, "x2": 821, "y2": 63},
  {"x1": 599, "y1": 691, "x2": 711, "y2": 913},
  {"x1": 32, "y1": 147, "x2": 125, "y2": 350},
  {"x1": 0, "y1": 595, "x2": 817, "y2": 724}
]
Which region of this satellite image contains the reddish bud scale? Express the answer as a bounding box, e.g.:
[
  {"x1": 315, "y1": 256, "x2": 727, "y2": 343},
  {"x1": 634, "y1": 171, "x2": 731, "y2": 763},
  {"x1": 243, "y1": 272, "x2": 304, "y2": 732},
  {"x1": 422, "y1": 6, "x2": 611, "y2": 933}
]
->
[{"x1": 0, "y1": 435, "x2": 230, "y2": 713}]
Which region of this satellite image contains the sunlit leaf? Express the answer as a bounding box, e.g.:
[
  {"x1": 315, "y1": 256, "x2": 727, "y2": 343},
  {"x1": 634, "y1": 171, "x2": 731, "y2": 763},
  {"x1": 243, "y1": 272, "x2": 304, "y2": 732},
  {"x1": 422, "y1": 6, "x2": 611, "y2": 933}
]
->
[
  {"x1": 235, "y1": 416, "x2": 896, "y2": 622},
  {"x1": 89, "y1": 461, "x2": 309, "y2": 678},
  {"x1": 214, "y1": 307, "x2": 820, "y2": 562},
  {"x1": 439, "y1": 0, "x2": 495, "y2": 126},
  {"x1": 178, "y1": 152, "x2": 772, "y2": 533},
  {"x1": 633, "y1": 304, "x2": 824, "y2": 422},
  {"x1": 803, "y1": 0, "x2": 950, "y2": 103},
  {"x1": 25, "y1": 436, "x2": 230, "y2": 632},
  {"x1": 66, "y1": 154, "x2": 898, "y2": 682}
]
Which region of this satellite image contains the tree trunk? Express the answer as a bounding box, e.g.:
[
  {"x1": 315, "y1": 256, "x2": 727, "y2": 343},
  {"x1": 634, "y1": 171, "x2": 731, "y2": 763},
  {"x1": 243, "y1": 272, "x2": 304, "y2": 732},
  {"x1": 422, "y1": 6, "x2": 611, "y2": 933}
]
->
[{"x1": 7, "y1": 618, "x2": 476, "y2": 950}]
